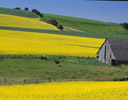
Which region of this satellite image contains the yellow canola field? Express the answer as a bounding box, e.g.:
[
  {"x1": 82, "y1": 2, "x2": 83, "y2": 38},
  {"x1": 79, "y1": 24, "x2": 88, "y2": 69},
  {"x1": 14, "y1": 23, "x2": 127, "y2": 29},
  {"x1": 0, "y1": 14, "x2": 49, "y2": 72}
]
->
[
  {"x1": 0, "y1": 81, "x2": 128, "y2": 100},
  {"x1": 0, "y1": 30, "x2": 105, "y2": 57},
  {"x1": 0, "y1": 14, "x2": 59, "y2": 30}
]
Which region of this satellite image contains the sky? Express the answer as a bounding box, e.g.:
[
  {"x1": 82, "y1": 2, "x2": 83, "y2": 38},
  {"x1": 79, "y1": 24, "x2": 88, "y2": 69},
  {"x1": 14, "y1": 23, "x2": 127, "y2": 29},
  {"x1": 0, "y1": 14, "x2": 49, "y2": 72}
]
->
[{"x1": 0, "y1": 0, "x2": 128, "y2": 23}]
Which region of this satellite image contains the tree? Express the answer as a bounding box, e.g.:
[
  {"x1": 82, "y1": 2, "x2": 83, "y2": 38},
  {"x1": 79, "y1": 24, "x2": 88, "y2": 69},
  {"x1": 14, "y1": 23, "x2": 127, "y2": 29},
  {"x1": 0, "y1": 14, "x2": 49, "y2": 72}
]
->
[
  {"x1": 121, "y1": 22, "x2": 128, "y2": 30},
  {"x1": 58, "y1": 25, "x2": 63, "y2": 30},
  {"x1": 14, "y1": 7, "x2": 21, "y2": 10},
  {"x1": 32, "y1": 9, "x2": 38, "y2": 13},
  {"x1": 48, "y1": 19, "x2": 58, "y2": 26},
  {"x1": 25, "y1": 7, "x2": 29, "y2": 11}
]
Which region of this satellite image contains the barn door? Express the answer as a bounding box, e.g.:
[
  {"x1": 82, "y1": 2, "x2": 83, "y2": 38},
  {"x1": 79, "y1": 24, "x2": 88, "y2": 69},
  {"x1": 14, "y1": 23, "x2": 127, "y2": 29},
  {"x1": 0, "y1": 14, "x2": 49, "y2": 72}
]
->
[{"x1": 111, "y1": 59, "x2": 117, "y2": 66}]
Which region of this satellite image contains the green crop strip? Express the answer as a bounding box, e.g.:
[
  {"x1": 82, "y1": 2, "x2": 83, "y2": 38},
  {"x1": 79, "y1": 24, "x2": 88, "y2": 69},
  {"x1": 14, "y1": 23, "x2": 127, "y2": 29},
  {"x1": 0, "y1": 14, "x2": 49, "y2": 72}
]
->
[
  {"x1": 0, "y1": 26, "x2": 128, "y2": 39},
  {"x1": 0, "y1": 7, "x2": 38, "y2": 18}
]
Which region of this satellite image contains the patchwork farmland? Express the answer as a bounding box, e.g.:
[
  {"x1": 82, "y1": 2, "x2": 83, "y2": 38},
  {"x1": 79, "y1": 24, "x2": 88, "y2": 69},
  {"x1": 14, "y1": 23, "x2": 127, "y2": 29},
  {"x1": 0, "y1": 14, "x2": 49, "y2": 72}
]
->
[{"x1": 0, "y1": 7, "x2": 128, "y2": 100}]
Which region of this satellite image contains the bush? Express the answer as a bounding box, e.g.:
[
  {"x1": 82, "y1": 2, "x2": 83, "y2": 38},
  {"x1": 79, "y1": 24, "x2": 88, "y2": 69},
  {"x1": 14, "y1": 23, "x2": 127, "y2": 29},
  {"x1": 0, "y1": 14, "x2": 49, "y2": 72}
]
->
[
  {"x1": 36, "y1": 11, "x2": 40, "y2": 15},
  {"x1": 58, "y1": 25, "x2": 63, "y2": 30},
  {"x1": 14, "y1": 7, "x2": 21, "y2": 10},
  {"x1": 122, "y1": 23, "x2": 128, "y2": 30},
  {"x1": 48, "y1": 19, "x2": 58, "y2": 26},
  {"x1": 25, "y1": 7, "x2": 29, "y2": 11},
  {"x1": 32, "y1": 9, "x2": 43, "y2": 18},
  {"x1": 39, "y1": 13, "x2": 43, "y2": 17}
]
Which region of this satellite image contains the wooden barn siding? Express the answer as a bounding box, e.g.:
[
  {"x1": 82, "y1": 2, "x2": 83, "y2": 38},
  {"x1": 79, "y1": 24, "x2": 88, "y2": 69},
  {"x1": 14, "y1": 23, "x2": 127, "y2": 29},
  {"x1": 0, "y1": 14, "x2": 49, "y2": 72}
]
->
[
  {"x1": 107, "y1": 41, "x2": 115, "y2": 64},
  {"x1": 97, "y1": 40, "x2": 115, "y2": 65}
]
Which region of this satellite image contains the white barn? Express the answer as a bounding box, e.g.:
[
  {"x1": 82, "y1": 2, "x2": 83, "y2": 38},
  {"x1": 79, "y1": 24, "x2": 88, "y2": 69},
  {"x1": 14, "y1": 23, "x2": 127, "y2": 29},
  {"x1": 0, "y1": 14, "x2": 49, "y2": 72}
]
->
[{"x1": 97, "y1": 38, "x2": 128, "y2": 66}]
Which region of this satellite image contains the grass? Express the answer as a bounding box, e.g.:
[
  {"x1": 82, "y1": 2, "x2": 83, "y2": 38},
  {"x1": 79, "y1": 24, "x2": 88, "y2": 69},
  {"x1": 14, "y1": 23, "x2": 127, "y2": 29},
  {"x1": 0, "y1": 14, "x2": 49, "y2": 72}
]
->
[
  {"x1": 0, "y1": 7, "x2": 38, "y2": 18},
  {"x1": 0, "y1": 55, "x2": 127, "y2": 85},
  {"x1": 43, "y1": 13, "x2": 128, "y2": 35}
]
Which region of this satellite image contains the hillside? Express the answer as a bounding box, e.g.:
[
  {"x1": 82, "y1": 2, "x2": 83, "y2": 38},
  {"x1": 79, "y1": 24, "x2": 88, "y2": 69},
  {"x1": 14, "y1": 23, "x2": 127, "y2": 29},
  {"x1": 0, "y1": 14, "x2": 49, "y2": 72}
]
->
[
  {"x1": 0, "y1": 14, "x2": 59, "y2": 30},
  {"x1": 0, "y1": 7, "x2": 128, "y2": 39},
  {"x1": 0, "y1": 7, "x2": 128, "y2": 56},
  {"x1": 0, "y1": 7, "x2": 59, "y2": 31},
  {"x1": 0, "y1": 7, "x2": 105, "y2": 57},
  {"x1": 43, "y1": 13, "x2": 128, "y2": 35}
]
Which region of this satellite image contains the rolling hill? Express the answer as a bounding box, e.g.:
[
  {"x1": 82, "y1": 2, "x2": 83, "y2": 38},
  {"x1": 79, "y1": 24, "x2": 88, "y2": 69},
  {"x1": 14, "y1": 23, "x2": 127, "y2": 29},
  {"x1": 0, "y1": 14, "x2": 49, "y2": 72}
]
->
[
  {"x1": 43, "y1": 13, "x2": 128, "y2": 35},
  {"x1": 0, "y1": 7, "x2": 128, "y2": 39},
  {"x1": 0, "y1": 7, "x2": 128, "y2": 57},
  {"x1": 0, "y1": 14, "x2": 59, "y2": 30},
  {"x1": 0, "y1": 7, "x2": 105, "y2": 56}
]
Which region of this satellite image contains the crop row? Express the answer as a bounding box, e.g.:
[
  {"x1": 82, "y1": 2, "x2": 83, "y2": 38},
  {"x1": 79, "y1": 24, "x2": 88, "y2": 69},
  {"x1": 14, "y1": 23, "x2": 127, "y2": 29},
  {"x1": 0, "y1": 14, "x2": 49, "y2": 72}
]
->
[
  {"x1": 0, "y1": 29, "x2": 104, "y2": 57},
  {"x1": 0, "y1": 81, "x2": 128, "y2": 100}
]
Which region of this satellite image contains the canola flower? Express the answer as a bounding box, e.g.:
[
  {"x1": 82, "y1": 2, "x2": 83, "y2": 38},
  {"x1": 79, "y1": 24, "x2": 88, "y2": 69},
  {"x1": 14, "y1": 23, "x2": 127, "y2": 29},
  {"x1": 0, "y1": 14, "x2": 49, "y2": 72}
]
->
[
  {"x1": 0, "y1": 81, "x2": 128, "y2": 100},
  {"x1": 0, "y1": 30, "x2": 105, "y2": 57},
  {"x1": 0, "y1": 14, "x2": 59, "y2": 30}
]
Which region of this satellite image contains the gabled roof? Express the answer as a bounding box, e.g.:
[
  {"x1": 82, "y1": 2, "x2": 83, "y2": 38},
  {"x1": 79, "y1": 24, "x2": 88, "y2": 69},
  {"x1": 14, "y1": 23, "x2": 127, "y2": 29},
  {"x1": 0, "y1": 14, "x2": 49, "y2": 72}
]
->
[{"x1": 108, "y1": 39, "x2": 128, "y2": 61}]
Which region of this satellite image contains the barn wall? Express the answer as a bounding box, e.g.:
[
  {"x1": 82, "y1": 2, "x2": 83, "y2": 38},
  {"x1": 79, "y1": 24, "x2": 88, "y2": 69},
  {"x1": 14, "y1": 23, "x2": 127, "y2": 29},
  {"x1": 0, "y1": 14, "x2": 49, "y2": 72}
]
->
[
  {"x1": 106, "y1": 41, "x2": 115, "y2": 64},
  {"x1": 97, "y1": 41, "x2": 107, "y2": 63},
  {"x1": 97, "y1": 40, "x2": 115, "y2": 65}
]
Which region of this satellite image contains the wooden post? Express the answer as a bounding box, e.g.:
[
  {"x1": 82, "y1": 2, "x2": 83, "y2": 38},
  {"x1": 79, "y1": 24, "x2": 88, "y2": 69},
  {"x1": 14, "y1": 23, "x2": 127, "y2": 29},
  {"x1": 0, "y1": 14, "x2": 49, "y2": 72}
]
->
[
  {"x1": 5, "y1": 78, "x2": 7, "y2": 84},
  {"x1": 24, "y1": 79, "x2": 26, "y2": 84},
  {"x1": 48, "y1": 76, "x2": 51, "y2": 82},
  {"x1": 35, "y1": 77, "x2": 38, "y2": 84}
]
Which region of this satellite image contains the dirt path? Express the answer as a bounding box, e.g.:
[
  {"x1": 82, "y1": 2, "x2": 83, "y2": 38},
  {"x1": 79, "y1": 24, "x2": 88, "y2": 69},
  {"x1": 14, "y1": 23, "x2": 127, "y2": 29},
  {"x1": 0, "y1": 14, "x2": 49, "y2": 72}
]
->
[{"x1": 63, "y1": 26, "x2": 86, "y2": 33}]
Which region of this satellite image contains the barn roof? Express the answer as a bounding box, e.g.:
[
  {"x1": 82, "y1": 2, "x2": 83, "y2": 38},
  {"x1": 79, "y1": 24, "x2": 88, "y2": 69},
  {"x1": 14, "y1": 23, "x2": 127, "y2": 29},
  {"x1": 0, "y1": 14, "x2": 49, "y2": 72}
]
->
[{"x1": 108, "y1": 38, "x2": 128, "y2": 61}]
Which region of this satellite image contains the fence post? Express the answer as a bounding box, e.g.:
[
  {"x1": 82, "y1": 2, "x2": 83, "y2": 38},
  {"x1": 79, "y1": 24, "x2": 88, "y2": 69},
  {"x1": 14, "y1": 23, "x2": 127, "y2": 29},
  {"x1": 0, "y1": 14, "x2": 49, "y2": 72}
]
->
[
  {"x1": 5, "y1": 78, "x2": 7, "y2": 84},
  {"x1": 24, "y1": 79, "x2": 26, "y2": 84},
  {"x1": 48, "y1": 76, "x2": 51, "y2": 83},
  {"x1": 35, "y1": 77, "x2": 38, "y2": 84}
]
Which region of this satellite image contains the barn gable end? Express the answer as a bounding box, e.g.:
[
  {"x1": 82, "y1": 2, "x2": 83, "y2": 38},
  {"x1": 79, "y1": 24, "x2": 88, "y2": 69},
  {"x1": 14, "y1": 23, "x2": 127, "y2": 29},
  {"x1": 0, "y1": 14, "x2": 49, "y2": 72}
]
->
[
  {"x1": 97, "y1": 39, "x2": 115, "y2": 65},
  {"x1": 97, "y1": 38, "x2": 128, "y2": 66}
]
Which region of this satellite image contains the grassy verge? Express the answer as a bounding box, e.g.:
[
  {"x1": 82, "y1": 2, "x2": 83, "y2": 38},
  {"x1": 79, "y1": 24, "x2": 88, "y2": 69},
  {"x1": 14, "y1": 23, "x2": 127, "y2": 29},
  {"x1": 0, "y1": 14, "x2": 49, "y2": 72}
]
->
[{"x1": 0, "y1": 55, "x2": 127, "y2": 85}]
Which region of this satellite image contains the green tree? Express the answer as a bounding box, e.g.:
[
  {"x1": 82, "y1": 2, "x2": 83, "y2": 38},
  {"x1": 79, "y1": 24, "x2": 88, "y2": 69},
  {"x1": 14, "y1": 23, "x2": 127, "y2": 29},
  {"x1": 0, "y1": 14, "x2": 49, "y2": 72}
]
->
[
  {"x1": 121, "y1": 22, "x2": 128, "y2": 30},
  {"x1": 58, "y1": 25, "x2": 63, "y2": 30},
  {"x1": 48, "y1": 19, "x2": 58, "y2": 26},
  {"x1": 14, "y1": 7, "x2": 21, "y2": 10},
  {"x1": 25, "y1": 7, "x2": 29, "y2": 11}
]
